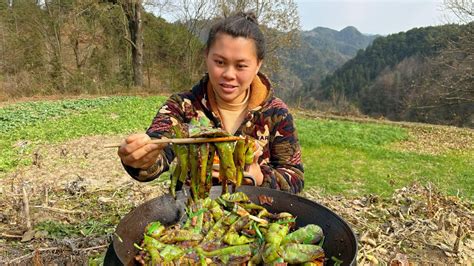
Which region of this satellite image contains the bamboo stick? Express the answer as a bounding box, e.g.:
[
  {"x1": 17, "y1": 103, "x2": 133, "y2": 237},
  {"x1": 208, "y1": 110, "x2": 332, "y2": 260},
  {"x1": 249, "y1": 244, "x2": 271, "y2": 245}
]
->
[
  {"x1": 104, "y1": 136, "x2": 243, "y2": 148},
  {"x1": 22, "y1": 185, "x2": 32, "y2": 230}
]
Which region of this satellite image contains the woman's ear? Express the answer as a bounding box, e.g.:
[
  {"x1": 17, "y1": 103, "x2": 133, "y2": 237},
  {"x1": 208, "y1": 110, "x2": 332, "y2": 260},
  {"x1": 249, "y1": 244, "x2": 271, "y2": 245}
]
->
[{"x1": 256, "y1": 60, "x2": 263, "y2": 74}]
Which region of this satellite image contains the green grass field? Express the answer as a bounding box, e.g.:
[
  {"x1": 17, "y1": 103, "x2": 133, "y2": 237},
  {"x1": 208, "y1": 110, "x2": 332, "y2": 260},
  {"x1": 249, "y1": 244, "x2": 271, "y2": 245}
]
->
[
  {"x1": 296, "y1": 118, "x2": 473, "y2": 198},
  {"x1": 1, "y1": 96, "x2": 472, "y2": 199}
]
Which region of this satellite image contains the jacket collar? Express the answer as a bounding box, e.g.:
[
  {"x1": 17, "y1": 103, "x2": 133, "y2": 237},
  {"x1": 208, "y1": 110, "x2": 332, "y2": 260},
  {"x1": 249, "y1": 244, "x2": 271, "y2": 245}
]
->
[{"x1": 197, "y1": 72, "x2": 273, "y2": 117}]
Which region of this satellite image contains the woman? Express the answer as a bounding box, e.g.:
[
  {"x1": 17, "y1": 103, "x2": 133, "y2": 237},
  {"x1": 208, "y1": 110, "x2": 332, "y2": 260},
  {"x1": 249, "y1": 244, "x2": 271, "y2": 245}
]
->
[{"x1": 118, "y1": 12, "x2": 304, "y2": 194}]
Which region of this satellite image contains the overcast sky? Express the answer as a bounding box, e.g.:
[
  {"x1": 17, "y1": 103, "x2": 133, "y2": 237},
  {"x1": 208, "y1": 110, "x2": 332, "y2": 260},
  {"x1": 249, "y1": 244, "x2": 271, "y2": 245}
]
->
[{"x1": 296, "y1": 0, "x2": 456, "y2": 35}]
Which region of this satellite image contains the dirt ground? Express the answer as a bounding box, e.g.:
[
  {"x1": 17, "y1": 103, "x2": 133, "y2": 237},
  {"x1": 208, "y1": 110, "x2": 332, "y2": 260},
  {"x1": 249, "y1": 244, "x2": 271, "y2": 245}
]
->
[{"x1": 0, "y1": 135, "x2": 472, "y2": 265}]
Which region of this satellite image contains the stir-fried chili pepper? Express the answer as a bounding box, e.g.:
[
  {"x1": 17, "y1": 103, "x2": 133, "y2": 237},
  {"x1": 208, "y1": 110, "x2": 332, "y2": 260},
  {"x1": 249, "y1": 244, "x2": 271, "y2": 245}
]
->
[
  {"x1": 221, "y1": 192, "x2": 250, "y2": 203},
  {"x1": 198, "y1": 143, "x2": 210, "y2": 198},
  {"x1": 282, "y1": 224, "x2": 324, "y2": 245},
  {"x1": 222, "y1": 232, "x2": 254, "y2": 246},
  {"x1": 205, "y1": 144, "x2": 216, "y2": 197},
  {"x1": 207, "y1": 199, "x2": 224, "y2": 221},
  {"x1": 262, "y1": 223, "x2": 290, "y2": 263},
  {"x1": 280, "y1": 243, "x2": 325, "y2": 264},
  {"x1": 142, "y1": 235, "x2": 166, "y2": 264},
  {"x1": 214, "y1": 141, "x2": 236, "y2": 193},
  {"x1": 159, "y1": 229, "x2": 203, "y2": 244},
  {"x1": 198, "y1": 244, "x2": 252, "y2": 258},
  {"x1": 233, "y1": 138, "x2": 246, "y2": 190},
  {"x1": 222, "y1": 215, "x2": 252, "y2": 245},
  {"x1": 170, "y1": 124, "x2": 189, "y2": 198},
  {"x1": 145, "y1": 221, "x2": 165, "y2": 238},
  {"x1": 202, "y1": 213, "x2": 238, "y2": 242},
  {"x1": 160, "y1": 245, "x2": 185, "y2": 262},
  {"x1": 244, "y1": 136, "x2": 256, "y2": 165},
  {"x1": 143, "y1": 234, "x2": 166, "y2": 250},
  {"x1": 241, "y1": 203, "x2": 266, "y2": 211},
  {"x1": 192, "y1": 211, "x2": 204, "y2": 235},
  {"x1": 188, "y1": 144, "x2": 200, "y2": 201}
]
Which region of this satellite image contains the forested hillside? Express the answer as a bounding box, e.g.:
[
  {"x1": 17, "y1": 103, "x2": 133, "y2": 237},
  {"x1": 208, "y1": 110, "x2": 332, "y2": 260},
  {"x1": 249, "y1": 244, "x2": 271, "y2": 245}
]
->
[
  {"x1": 0, "y1": 1, "x2": 204, "y2": 98},
  {"x1": 275, "y1": 26, "x2": 376, "y2": 101},
  {"x1": 306, "y1": 23, "x2": 474, "y2": 127}
]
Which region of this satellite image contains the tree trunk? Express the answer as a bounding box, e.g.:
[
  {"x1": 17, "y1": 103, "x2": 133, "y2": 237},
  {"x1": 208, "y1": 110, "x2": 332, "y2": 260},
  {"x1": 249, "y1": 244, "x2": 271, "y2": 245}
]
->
[
  {"x1": 104, "y1": 0, "x2": 144, "y2": 87},
  {"x1": 126, "y1": 0, "x2": 144, "y2": 87}
]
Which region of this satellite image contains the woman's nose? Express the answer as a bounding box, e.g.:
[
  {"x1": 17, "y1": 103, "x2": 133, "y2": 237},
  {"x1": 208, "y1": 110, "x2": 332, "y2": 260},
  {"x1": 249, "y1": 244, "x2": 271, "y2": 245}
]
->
[{"x1": 222, "y1": 66, "x2": 236, "y2": 80}]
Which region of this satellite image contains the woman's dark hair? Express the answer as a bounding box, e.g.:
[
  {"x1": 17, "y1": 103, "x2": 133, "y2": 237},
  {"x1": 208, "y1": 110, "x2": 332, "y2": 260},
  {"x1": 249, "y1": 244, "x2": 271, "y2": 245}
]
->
[{"x1": 206, "y1": 12, "x2": 266, "y2": 61}]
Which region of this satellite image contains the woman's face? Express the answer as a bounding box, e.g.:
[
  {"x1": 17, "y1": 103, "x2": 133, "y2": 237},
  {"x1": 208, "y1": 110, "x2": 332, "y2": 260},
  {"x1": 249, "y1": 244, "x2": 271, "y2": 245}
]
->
[{"x1": 206, "y1": 33, "x2": 262, "y2": 104}]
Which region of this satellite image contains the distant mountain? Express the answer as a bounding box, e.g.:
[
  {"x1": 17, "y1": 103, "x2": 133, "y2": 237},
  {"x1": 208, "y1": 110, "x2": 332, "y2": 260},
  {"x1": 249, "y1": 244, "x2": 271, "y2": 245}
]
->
[
  {"x1": 303, "y1": 26, "x2": 376, "y2": 58},
  {"x1": 309, "y1": 23, "x2": 473, "y2": 127},
  {"x1": 273, "y1": 26, "x2": 378, "y2": 101}
]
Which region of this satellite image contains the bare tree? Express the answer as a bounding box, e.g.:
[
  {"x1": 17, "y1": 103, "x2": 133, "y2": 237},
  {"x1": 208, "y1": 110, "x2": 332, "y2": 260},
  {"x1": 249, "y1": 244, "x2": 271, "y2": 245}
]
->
[
  {"x1": 213, "y1": 0, "x2": 301, "y2": 73},
  {"x1": 442, "y1": 0, "x2": 473, "y2": 23},
  {"x1": 104, "y1": 0, "x2": 145, "y2": 87},
  {"x1": 41, "y1": 0, "x2": 69, "y2": 91},
  {"x1": 168, "y1": 0, "x2": 216, "y2": 79}
]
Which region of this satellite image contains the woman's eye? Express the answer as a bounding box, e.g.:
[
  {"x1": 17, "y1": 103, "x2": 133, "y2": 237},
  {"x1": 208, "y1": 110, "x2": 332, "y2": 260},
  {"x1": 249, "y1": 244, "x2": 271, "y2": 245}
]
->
[
  {"x1": 238, "y1": 64, "x2": 248, "y2": 69},
  {"x1": 214, "y1": 60, "x2": 224, "y2": 65}
]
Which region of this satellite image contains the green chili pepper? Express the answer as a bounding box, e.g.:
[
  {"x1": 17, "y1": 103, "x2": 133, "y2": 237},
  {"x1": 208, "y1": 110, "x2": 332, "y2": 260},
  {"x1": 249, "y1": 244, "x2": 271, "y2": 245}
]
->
[
  {"x1": 192, "y1": 211, "x2": 204, "y2": 235},
  {"x1": 233, "y1": 138, "x2": 246, "y2": 189},
  {"x1": 208, "y1": 199, "x2": 224, "y2": 221},
  {"x1": 214, "y1": 141, "x2": 236, "y2": 192},
  {"x1": 142, "y1": 235, "x2": 165, "y2": 264},
  {"x1": 262, "y1": 223, "x2": 289, "y2": 263},
  {"x1": 203, "y1": 213, "x2": 239, "y2": 242},
  {"x1": 170, "y1": 124, "x2": 189, "y2": 198},
  {"x1": 223, "y1": 232, "x2": 254, "y2": 245},
  {"x1": 220, "y1": 192, "x2": 250, "y2": 203},
  {"x1": 275, "y1": 217, "x2": 297, "y2": 225},
  {"x1": 244, "y1": 137, "x2": 256, "y2": 165},
  {"x1": 189, "y1": 144, "x2": 199, "y2": 201},
  {"x1": 143, "y1": 235, "x2": 165, "y2": 250},
  {"x1": 159, "y1": 229, "x2": 203, "y2": 244},
  {"x1": 198, "y1": 143, "x2": 210, "y2": 198},
  {"x1": 280, "y1": 243, "x2": 325, "y2": 264},
  {"x1": 145, "y1": 221, "x2": 165, "y2": 238},
  {"x1": 175, "y1": 144, "x2": 189, "y2": 184},
  {"x1": 241, "y1": 203, "x2": 266, "y2": 211},
  {"x1": 159, "y1": 245, "x2": 184, "y2": 262},
  {"x1": 205, "y1": 144, "x2": 216, "y2": 196},
  {"x1": 222, "y1": 215, "x2": 253, "y2": 245},
  {"x1": 282, "y1": 224, "x2": 324, "y2": 245},
  {"x1": 265, "y1": 223, "x2": 289, "y2": 244},
  {"x1": 200, "y1": 244, "x2": 251, "y2": 257}
]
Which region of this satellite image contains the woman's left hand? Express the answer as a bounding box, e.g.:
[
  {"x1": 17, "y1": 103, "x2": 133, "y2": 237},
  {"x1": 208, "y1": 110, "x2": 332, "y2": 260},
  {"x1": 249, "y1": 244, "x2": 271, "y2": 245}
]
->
[{"x1": 247, "y1": 141, "x2": 264, "y2": 185}]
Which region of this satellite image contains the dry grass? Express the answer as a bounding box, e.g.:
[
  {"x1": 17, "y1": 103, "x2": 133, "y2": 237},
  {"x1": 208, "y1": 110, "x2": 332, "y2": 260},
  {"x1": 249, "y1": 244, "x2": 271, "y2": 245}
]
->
[
  {"x1": 303, "y1": 183, "x2": 473, "y2": 265},
  {"x1": 0, "y1": 136, "x2": 472, "y2": 264}
]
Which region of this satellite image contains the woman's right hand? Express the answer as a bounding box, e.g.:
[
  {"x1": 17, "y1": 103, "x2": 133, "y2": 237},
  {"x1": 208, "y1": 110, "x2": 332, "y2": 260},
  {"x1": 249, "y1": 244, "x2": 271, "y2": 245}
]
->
[{"x1": 118, "y1": 133, "x2": 167, "y2": 169}]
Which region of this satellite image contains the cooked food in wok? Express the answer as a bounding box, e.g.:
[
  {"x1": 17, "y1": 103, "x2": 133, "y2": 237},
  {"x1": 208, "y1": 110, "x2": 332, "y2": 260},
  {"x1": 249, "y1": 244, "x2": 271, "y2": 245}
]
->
[{"x1": 134, "y1": 192, "x2": 326, "y2": 265}]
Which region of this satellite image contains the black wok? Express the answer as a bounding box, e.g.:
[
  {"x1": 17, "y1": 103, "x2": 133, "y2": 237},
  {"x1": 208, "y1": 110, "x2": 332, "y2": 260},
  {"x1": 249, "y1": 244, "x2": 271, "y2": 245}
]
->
[{"x1": 113, "y1": 186, "x2": 357, "y2": 265}]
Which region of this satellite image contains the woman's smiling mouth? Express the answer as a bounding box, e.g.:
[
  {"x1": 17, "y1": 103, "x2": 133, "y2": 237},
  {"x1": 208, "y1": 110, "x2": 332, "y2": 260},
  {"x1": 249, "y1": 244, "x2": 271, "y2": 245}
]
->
[{"x1": 220, "y1": 83, "x2": 238, "y2": 93}]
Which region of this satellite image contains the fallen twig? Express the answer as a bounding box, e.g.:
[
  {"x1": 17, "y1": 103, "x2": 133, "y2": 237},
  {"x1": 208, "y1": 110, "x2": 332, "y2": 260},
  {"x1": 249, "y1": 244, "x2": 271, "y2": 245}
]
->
[
  {"x1": 22, "y1": 185, "x2": 32, "y2": 230},
  {"x1": 32, "y1": 205, "x2": 84, "y2": 214},
  {"x1": 6, "y1": 248, "x2": 62, "y2": 264},
  {"x1": 77, "y1": 244, "x2": 108, "y2": 252},
  {"x1": 1, "y1": 233, "x2": 23, "y2": 239}
]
